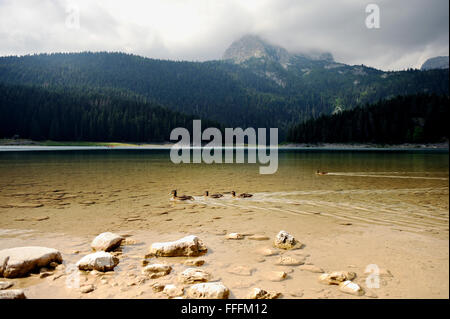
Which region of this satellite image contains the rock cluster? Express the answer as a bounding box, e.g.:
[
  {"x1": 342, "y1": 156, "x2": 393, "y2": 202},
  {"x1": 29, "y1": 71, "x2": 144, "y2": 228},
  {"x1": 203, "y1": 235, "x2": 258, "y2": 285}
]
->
[{"x1": 0, "y1": 229, "x2": 372, "y2": 299}]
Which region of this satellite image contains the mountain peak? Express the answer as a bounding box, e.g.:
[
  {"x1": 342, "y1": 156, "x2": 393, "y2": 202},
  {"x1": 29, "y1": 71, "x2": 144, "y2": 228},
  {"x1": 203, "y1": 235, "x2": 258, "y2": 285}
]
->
[
  {"x1": 222, "y1": 34, "x2": 333, "y2": 65},
  {"x1": 420, "y1": 56, "x2": 449, "y2": 70},
  {"x1": 222, "y1": 35, "x2": 290, "y2": 65}
]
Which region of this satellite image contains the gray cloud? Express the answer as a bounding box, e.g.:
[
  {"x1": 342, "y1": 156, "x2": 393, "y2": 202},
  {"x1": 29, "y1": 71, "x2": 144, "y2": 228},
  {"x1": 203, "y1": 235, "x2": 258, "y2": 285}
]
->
[{"x1": 0, "y1": 0, "x2": 448, "y2": 70}]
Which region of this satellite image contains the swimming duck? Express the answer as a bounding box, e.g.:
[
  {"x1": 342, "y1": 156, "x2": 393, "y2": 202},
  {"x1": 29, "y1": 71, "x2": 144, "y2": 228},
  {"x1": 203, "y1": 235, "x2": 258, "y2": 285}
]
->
[
  {"x1": 170, "y1": 190, "x2": 194, "y2": 201},
  {"x1": 231, "y1": 191, "x2": 253, "y2": 198},
  {"x1": 316, "y1": 170, "x2": 328, "y2": 175},
  {"x1": 204, "y1": 191, "x2": 223, "y2": 199}
]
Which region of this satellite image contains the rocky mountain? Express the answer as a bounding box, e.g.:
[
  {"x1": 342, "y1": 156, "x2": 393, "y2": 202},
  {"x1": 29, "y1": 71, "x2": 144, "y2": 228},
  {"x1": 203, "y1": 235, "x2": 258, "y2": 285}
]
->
[
  {"x1": 421, "y1": 56, "x2": 449, "y2": 70},
  {"x1": 222, "y1": 35, "x2": 333, "y2": 68}
]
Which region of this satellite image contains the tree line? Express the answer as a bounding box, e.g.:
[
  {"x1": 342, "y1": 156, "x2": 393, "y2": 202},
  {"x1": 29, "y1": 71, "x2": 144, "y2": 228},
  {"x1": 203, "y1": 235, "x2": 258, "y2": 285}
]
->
[
  {"x1": 0, "y1": 84, "x2": 221, "y2": 142},
  {"x1": 286, "y1": 94, "x2": 449, "y2": 144}
]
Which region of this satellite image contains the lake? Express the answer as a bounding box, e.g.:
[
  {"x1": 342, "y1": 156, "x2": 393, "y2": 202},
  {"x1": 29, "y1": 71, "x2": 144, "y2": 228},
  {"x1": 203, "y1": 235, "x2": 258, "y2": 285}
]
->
[{"x1": 0, "y1": 148, "x2": 448, "y2": 298}]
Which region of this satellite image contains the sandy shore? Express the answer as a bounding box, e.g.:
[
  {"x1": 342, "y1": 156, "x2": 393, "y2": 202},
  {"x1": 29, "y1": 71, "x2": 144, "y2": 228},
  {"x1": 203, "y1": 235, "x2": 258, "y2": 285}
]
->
[{"x1": 0, "y1": 193, "x2": 448, "y2": 299}]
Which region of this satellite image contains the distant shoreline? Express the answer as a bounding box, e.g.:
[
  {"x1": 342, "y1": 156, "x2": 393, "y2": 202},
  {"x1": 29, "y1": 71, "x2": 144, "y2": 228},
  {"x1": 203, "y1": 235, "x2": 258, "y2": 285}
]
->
[{"x1": 0, "y1": 139, "x2": 448, "y2": 151}]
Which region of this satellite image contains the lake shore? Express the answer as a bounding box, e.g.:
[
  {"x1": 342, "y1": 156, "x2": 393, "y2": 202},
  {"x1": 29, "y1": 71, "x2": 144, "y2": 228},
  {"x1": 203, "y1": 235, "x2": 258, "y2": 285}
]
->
[{"x1": 0, "y1": 139, "x2": 448, "y2": 151}]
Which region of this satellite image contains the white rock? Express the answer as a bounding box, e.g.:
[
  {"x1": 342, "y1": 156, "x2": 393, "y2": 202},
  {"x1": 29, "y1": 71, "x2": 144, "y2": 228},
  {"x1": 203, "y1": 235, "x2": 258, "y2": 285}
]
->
[
  {"x1": 0, "y1": 246, "x2": 62, "y2": 278},
  {"x1": 148, "y1": 235, "x2": 207, "y2": 257},
  {"x1": 274, "y1": 230, "x2": 298, "y2": 249},
  {"x1": 76, "y1": 251, "x2": 119, "y2": 272},
  {"x1": 0, "y1": 289, "x2": 26, "y2": 299},
  {"x1": 91, "y1": 232, "x2": 124, "y2": 252},
  {"x1": 142, "y1": 264, "x2": 172, "y2": 278},
  {"x1": 186, "y1": 282, "x2": 229, "y2": 299},
  {"x1": 225, "y1": 233, "x2": 244, "y2": 240},
  {"x1": 248, "y1": 288, "x2": 280, "y2": 299},
  {"x1": 163, "y1": 284, "x2": 184, "y2": 297},
  {"x1": 178, "y1": 268, "x2": 211, "y2": 284},
  {"x1": 319, "y1": 271, "x2": 356, "y2": 285},
  {"x1": 339, "y1": 280, "x2": 365, "y2": 296}
]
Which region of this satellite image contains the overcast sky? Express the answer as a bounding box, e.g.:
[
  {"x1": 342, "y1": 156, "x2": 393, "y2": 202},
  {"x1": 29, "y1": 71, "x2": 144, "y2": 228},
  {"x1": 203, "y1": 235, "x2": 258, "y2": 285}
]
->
[{"x1": 0, "y1": 0, "x2": 448, "y2": 70}]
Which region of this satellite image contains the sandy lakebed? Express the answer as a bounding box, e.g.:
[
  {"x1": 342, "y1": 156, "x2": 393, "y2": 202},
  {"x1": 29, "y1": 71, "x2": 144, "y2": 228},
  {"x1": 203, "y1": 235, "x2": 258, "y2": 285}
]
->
[{"x1": 0, "y1": 148, "x2": 448, "y2": 299}]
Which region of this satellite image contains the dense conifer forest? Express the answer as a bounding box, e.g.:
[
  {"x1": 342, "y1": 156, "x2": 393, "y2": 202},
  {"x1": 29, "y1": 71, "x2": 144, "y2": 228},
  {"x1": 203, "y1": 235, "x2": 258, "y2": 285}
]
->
[{"x1": 286, "y1": 94, "x2": 449, "y2": 144}]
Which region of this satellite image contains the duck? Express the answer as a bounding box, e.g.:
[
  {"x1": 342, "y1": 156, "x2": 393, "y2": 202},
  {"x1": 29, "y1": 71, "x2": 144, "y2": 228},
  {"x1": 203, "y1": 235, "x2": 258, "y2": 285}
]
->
[
  {"x1": 170, "y1": 190, "x2": 194, "y2": 201},
  {"x1": 316, "y1": 170, "x2": 328, "y2": 175},
  {"x1": 204, "y1": 190, "x2": 223, "y2": 199},
  {"x1": 231, "y1": 191, "x2": 253, "y2": 198}
]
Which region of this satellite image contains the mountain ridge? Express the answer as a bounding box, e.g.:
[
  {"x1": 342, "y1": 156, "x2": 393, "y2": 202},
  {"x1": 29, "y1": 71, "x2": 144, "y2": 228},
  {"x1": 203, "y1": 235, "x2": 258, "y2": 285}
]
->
[{"x1": 0, "y1": 48, "x2": 448, "y2": 139}]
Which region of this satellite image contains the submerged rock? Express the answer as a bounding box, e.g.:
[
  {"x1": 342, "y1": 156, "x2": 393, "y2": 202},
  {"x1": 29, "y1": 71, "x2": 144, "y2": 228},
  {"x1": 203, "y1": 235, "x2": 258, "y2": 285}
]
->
[
  {"x1": 163, "y1": 284, "x2": 184, "y2": 297},
  {"x1": 274, "y1": 231, "x2": 299, "y2": 249},
  {"x1": 339, "y1": 280, "x2": 365, "y2": 296},
  {"x1": 227, "y1": 265, "x2": 254, "y2": 276},
  {"x1": 0, "y1": 281, "x2": 14, "y2": 290},
  {"x1": 248, "y1": 235, "x2": 270, "y2": 241},
  {"x1": 263, "y1": 271, "x2": 287, "y2": 282},
  {"x1": 76, "y1": 251, "x2": 119, "y2": 272},
  {"x1": 142, "y1": 264, "x2": 172, "y2": 278},
  {"x1": 319, "y1": 271, "x2": 356, "y2": 285},
  {"x1": 0, "y1": 289, "x2": 26, "y2": 299},
  {"x1": 151, "y1": 283, "x2": 165, "y2": 292},
  {"x1": 148, "y1": 235, "x2": 207, "y2": 257},
  {"x1": 179, "y1": 268, "x2": 211, "y2": 284},
  {"x1": 184, "y1": 259, "x2": 205, "y2": 267},
  {"x1": 186, "y1": 282, "x2": 229, "y2": 299},
  {"x1": 80, "y1": 284, "x2": 95, "y2": 294},
  {"x1": 248, "y1": 288, "x2": 280, "y2": 299},
  {"x1": 225, "y1": 233, "x2": 244, "y2": 240},
  {"x1": 258, "y1": 247, "x2": 279, "y2": 256},
  {"x1": 275, "y1": 256, "x2": 305, "y2": 266},
  {"x1": 91, "y1": 232, "x2": 124, "y2": 252},
  {"x1": 299, "y1": 265, "x2": 324, "y2": 273},
  {"x1": 0, "y1": 246, "x2": 63, "y2": 278}
]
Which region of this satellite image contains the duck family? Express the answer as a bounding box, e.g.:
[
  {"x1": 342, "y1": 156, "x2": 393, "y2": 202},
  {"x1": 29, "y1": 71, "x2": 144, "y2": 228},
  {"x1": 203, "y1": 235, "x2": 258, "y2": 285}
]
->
[
  {"x1": 170, "y1": 189, "x2": 252, "y2": 201},
  {"x1": 170, "y1": 190, "x2": 194, "y2": 201}
]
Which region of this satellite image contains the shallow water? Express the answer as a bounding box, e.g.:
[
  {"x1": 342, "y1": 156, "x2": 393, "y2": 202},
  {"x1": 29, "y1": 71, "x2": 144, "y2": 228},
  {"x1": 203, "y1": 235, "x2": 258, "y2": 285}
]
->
[
  {"x1": 0, "y1": 149, "x2": 448, "y2": 298},
  {"x1": 0, "y1": 149, "x2": 448, "y2": 231}
]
